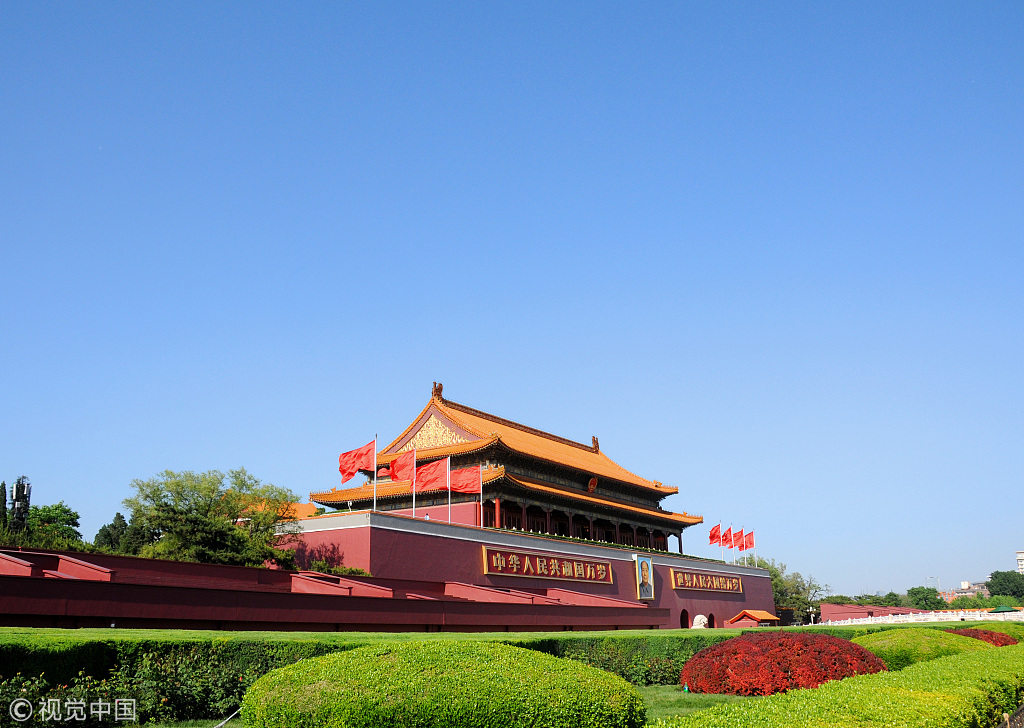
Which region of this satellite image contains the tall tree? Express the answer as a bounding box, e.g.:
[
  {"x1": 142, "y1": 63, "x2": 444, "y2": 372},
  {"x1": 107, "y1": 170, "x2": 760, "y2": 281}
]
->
[
  {"x1": 94, "y1": 512, "x2": 129, "y2": 550},
  {"x1": 739, "y1": 555, "x2": 829, "y2": 622},
  {"x1": 906, "y1": 586, "x2": 946, "y2": 610},
  {"x1": 0, "y1": 481, "x2": 7, "y2": 529},
  {"x1": 27, "y1": 501, "x2": 82, "y2": 542},
  {"x1": 987, "y1": 571, "x2": 1024, "y2": 600},
  {"x1": 122, "y1": 468, "x2": 301, "y2": 567}
]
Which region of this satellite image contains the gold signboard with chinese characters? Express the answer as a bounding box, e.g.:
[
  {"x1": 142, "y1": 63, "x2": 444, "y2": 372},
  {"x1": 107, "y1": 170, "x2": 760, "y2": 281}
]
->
[
  {"x1": 670, "y1": 569, "x2": 743, "y2": 594},
  {"x1": 482, "y1": 546, "x2": 614, "y2": 584}
]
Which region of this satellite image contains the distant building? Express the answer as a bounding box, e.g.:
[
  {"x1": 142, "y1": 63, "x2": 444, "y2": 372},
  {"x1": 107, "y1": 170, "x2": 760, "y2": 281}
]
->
[
  {"x1": 939, "y1": 580, "x2": 990, "y2": 603},
  {"x1": 1017, "y1": 551, "x2": 1023, "y2": 575}
]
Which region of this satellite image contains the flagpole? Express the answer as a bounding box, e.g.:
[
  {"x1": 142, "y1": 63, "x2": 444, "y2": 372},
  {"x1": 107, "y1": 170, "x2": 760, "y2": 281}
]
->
[
  {"x1": 479, "y1": 466, "x2": 484, "y2": 527},
  {"x1": 372, "y1": 435, "x2": 377, "y2": 512},
  {"x1": 446, "y1": 457, "x2": 451, "y2": 523},
  {"x1": 412, "y1": 449, "x2": 416, "y2": 519}
]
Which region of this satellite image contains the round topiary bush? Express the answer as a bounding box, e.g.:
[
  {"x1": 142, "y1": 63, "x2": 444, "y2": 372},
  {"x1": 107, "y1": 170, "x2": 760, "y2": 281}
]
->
[
  {"x1": 944, "y1": 628, "x2": 1018, "y2": 646},
  {"x1": 241, "y1": 640, "x2": 646, "y2": 728},
  {"x1": 679, "y1": 632, "x2": 886, "y2": 696}
]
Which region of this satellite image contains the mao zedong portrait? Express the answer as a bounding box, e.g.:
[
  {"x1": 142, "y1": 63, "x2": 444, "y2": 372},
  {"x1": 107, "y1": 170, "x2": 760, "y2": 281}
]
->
[{"x1": 636, "y1": 557, "x2": 654, "y2": 600}]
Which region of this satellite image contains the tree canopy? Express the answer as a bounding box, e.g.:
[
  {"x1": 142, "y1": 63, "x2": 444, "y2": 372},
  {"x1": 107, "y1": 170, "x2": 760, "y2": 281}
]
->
[
  {"x1": 26, "y1": 501, "x2": 82, "y2": 541},
  {"x1": 906, "y1": 586, "x2": 946, "y2": 610},
  {"x1": 122, "y1": 468, "x2": 301, "y2": 568},
  {"x1": 739, "y1": 556, "x2": 828, "y2": 622},
  {"x1": 987, "y1": 570, "x2": 1024, "y2": 600},
  {"x1": 0, "y1": 493, "x2": 86, "y2": 550}
]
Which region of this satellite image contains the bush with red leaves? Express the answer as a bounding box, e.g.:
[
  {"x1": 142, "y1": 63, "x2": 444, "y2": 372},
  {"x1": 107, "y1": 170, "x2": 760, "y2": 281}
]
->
[
  {"x1": 944, "y1": 628, "x2": 1018, "y2": 646},
  {"x1": 678, "y1": 632, "x2": 887, "y2": 696}
]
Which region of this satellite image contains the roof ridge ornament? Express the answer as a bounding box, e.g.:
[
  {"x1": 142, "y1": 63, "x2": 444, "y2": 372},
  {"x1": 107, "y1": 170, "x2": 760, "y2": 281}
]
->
[
  {"x1": 432, "y1": 381, "x2": 444, "y2": 399},
  {"x1": 592, "y1": 436, "x2": 599, "y2": 452}
]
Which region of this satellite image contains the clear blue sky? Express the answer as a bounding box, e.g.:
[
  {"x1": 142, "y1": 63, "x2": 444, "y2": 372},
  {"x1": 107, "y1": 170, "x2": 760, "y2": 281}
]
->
[{"x1": 2, "y1": 3, "x2": 1021, "y2": 596}]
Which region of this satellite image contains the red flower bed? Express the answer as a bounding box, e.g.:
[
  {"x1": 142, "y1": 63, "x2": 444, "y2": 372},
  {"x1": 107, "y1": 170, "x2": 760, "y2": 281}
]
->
[
  {"x1": 944, "y1": 628, "x2": 1018, "y2": 646},
  {"x1": 678, "y1": 632, "x2": 887, "y2": 696}
]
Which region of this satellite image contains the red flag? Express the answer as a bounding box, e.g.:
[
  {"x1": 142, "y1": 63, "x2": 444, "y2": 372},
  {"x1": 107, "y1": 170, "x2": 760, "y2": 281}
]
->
[
  {"x1": 745, "y1": 531, "x2": 755, "y2": 550},
  {"x1": 415, "y1": 459, "x2": 448, "y2": 492},
  {"x1": 734, "y1": 530, "x2": 745, "y2": 552},
  {"x1": 709, "y1": 524, "x2": 721, "y2": 546},
  {"x1": 722, "y1": 527, "x2": 733, "y2": 549},
  {"x1": 391, "y1": 451, "x2": 416, "y2": 482},
  {"x1": 338, "y1": 441, "x2": 374, "y2": 484},
  {"x1": 376, "y1": 466, "x2": 392, "y2": 478},
  {"x1": 449, "y1": 466, "x2": 482, "y2": 493}
]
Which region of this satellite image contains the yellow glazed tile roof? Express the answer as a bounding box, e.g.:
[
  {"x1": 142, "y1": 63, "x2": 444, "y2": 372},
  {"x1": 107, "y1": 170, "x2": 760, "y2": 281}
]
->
[
  {"x1": 311, "y1": 467, "x2": 505, "y2": 505},
  {"x1": 504, "y1": 473, "x2": 701, "y2": 526},
  {"x1": 378, "y1": 388, "x2": 678, "y2": 495},
  {"x1": 727, "y1": 609, "x2": 780, "y2": 624}
]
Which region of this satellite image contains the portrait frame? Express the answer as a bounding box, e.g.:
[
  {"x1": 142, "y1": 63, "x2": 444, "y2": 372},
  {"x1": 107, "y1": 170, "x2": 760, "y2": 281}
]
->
[{"x1": 633, "y1": 554, "x2": 655, "y2": 601}]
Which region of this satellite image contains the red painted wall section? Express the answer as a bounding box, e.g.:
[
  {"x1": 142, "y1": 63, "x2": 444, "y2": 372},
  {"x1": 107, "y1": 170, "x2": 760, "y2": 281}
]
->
[
  {"x1": 293, "y1": 515, "x2": 776, "y2": 629},
  {"x1": 385, "y1": 501, "x2": 480, "y2": 526},
  {"x1": 288, "y1": 518, "x2": 372, "y2": 573},
  {"x1": 0, "y1": 552, "x2": 39, "y2": 577},
  {"x1": 820, "y1": 603, "x2": 929, "y2": 621}
]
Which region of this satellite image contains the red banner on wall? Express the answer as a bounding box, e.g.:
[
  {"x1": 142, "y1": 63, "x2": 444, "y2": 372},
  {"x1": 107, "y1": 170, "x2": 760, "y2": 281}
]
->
[
  {"x1": 482, "y1": 546, "x2": 614, "y2": 584},
  {"x1": 670, "y1": 569, "x2": 743, "y2": 593}
]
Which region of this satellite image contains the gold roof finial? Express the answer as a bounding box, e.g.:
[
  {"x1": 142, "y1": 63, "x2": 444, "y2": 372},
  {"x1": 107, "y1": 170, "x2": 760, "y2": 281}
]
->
[
  {"x1": 432, "y1": 381, "x2": 444, "y2": 399},
  {"x1": 592, "y1": 436, "x2": 600, "y2": 453}
]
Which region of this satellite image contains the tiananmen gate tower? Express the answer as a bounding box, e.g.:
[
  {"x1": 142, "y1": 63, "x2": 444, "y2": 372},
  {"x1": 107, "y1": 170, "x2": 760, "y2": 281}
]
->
[
  {"x1": 0, "y1": 383, "x2": 776, "y2": 632},
  {"x1": 310, "y1": 382, "x2": 699, "y2": 549}
]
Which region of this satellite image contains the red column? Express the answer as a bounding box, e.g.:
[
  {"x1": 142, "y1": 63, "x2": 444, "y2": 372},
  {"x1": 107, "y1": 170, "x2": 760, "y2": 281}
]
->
[{"x1": 494, "y1": 498, "x2": 501, "y2": 529}]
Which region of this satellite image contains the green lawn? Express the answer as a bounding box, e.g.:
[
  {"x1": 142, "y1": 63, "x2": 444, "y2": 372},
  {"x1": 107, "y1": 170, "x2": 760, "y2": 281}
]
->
[
  {"x1": 149, "y1": 721, "x2": 241, "y2": 728},
  {"x1": 638, "y1": 685, "x2": 754, "y2": 720}
]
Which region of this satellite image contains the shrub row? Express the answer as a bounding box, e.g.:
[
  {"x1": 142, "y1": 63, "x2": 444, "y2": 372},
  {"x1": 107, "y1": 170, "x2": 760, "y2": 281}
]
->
[
  {"x1": 2, "y1": 623, "x2": 1019, "y2": 722},
  {"x1": 242, "y1": 641, "x2": 646, "y2": 728},
  {"x1": 851, "y1": 627, "x2": 991, "y2": 670},
  {"x1": 0, "y1": 628, "x2": 737, "y2": 722},
  {"x1": 650, "y1": 644, "x2": 1024, "y2": 728},
  {"x1": 945, "y1": 627, "x2": 1019, "y2": 646}
]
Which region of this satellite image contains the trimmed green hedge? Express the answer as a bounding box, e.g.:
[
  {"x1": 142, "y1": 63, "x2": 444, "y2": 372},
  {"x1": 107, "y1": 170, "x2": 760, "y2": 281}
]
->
[
  {"x1": 516, "y1": 632, "x2": 738, "y2": 686},
  {"x1": 241, "y1": 640, "x2": 646, "y2": 728},
  {"x1": 2, "y1": 623, "x2": 1019, "y2": 722},
  {"x1": 851, "y1": 627, "x2": 991, "y2": 670},
  {"x1": 649, "y1": 644, "x2": 1024, "y2": 728},
  {"x1": 0, "y1": 628, "x2": 737, "y2": 722}
]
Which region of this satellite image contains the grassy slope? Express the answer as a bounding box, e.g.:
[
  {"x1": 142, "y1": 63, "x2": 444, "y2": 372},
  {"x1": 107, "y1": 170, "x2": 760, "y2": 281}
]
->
[
  {"x1": 0, "y1": 626, "x2": 745, "y2": 644},
  {"x1": 852, "y1": 627, "x2": 991, "y2": 669}
]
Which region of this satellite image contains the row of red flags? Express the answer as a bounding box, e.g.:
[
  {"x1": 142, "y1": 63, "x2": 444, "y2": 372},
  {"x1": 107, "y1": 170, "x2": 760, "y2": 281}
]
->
[
  {"x1": 338, "y1": 441, "x2": 482, "y2": 493},
  {"x1": 709, "y1": 524, "x2": 755, "y2": 551}
]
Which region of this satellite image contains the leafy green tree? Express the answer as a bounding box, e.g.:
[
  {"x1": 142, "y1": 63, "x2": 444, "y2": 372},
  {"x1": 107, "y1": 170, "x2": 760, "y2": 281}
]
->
[
  {"x1": 123, "y1": 468, "x2": 301, "y2": 568},
  {"x1": 27, "y1": 501, "x2": 82, "y2": 541},
  {"x1": 118, "y1": 513, "x2": 159, "y2": 555},
  {"x1": 949, "y1": 593, "x2": 1021, "y2": 610},
  {"x1": 94, "y1": 512, "x2": 129, "y2": 550},
  {"x1": 0, "y1": 481, "x2": 7, "y2": 529},
  {"x1": 906, "y1": 586, "x2": 945, "y2": 610},
  {"x1": 738, "y1": 555, "x2": 829, "y2": 622},
  {"x1": 881, "y1": 591, "x2": 909, "y2": 607},
  {"x1": 821, "y1": 595, "x2": 855, "y2": 604},
  {"x1": 987, "y1": 571, "x2": 1024, "y2": 600}
]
